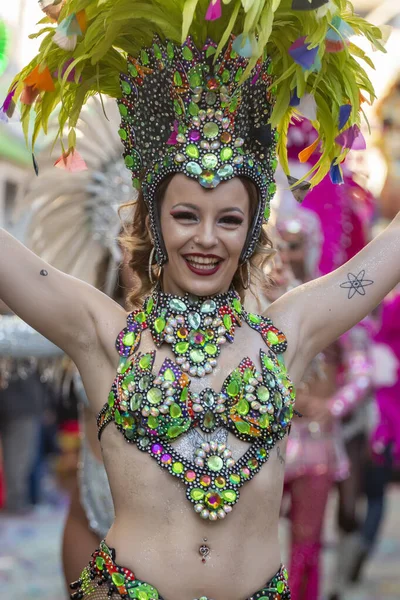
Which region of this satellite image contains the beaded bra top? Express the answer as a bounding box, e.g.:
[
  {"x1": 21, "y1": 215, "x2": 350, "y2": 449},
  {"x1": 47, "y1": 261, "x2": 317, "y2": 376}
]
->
[{"x1": 97, "y1": 289, "x2": 295, "y2": 522}]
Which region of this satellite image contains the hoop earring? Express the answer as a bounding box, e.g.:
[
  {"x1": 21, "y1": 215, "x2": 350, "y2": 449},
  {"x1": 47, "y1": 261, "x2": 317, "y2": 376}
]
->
[
  {"x1": 148, "y1": 246, "x2": 156, "y2": 285},
  {"x1": 240, "y1": 260, "x2": 251, "y2": 290}
]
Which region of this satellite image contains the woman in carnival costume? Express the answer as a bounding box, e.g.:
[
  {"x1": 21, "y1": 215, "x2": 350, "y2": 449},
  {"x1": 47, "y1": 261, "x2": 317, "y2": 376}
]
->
[
  {"x1": 1, "y1": 1, "x2": 399, "y2": 599},
  {"x1": 275, "y1": 120, "x2": 374, "y2": 600}
]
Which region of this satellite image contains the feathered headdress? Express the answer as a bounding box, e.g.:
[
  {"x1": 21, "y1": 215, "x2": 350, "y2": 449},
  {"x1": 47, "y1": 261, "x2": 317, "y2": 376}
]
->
[{"x1": 5, "y1": 0, "x2": 384, "y2": 264}]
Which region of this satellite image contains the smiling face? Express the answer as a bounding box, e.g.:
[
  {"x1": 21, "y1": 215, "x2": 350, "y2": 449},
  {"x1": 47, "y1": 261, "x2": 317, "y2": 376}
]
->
[{"x1": 159, "y1": 174, "x2": 251, "y2": 297}]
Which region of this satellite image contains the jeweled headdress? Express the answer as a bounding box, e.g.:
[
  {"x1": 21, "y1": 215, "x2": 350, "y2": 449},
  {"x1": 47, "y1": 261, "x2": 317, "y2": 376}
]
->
[{"x1": 5, "y1": 0, "x2": 384, "y2": 265}]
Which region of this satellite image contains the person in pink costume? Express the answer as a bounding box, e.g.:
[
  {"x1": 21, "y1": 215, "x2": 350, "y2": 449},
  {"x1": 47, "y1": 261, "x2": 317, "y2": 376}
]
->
[{"x1": 276, "y1": 118, "x2": 374, "y2": 600}]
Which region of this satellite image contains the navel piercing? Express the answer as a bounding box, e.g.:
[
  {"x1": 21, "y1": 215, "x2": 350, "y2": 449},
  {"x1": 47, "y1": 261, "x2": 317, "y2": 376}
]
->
[
  {"x1": 199, "y1": 538, "x2": 210, "y2": 563},
  {"x1": 40, "y1": 269, "x2": 48, "y2": 276}
]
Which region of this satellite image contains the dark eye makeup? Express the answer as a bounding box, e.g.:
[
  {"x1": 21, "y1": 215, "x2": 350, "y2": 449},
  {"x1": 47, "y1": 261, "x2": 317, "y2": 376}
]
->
[{"x1": 170, "y1": 211, "x2": 243, "y2": 226}]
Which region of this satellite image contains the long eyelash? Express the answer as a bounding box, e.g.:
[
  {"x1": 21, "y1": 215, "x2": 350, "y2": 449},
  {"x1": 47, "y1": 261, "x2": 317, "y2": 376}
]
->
[
  {"x1": 170, "y1": 211, "x2": 197, "y2": 220},
  {"x1": 220, "y1": 216, "x2": 243, "y2": 225}
]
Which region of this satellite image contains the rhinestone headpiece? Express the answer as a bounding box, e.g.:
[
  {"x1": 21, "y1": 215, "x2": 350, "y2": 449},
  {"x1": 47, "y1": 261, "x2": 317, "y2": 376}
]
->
[{"x1": 118, "y1": 35, "x2": 278, "y2": 265}]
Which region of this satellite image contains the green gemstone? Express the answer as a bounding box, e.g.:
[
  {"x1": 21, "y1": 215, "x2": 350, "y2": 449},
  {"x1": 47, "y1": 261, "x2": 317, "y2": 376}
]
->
[
  {"x1": 199, "y1": 171, "x2": 221, "y2": 188},
  {"x1": 227, "y1": 380, "x2": 239, "y2": 397},
  {"x1": 206, "y1": 92, "x2": 217, "y2": 105},
  {"x1": 118, "y1": 128, "x2": 127, "y2": 140},
  {"x1": 180, "y1": 387, "x2": 188, "y2": 402},
  {"x1": 130, "y1": 393, "x2": 142, "y2": 411},
  {"x1": 229, "y1": 96, "x2": 239, "y2": 112},
  {"x1": 229, "y1": 473, "x2": 241, "y2": 485},
  {"x1": 172, "y1": 461, "x2": 184, "y2": 474},
  {"x1": 147, "y1": 388, "x2": 162, "y2": 405},
  {"x1": 207, "y1": 456, "x2": 224, "y2": 471},
  {"x1": 248, "y1": 313, "x2": 261, "y2": 324},
  {"x1": 167, "y1": 425, "x2": 185, "y2": 438},
  {"x1": 114, "y1": 409, "x2": 122, "y2": 425},
  {"x1": 140, "y1": 49, "x2": 149, "y2": 65},
  {"x1": 154, "y1": 317, "x2": 166, "y2": 333},
  {"x1": 119, "y1": 103, "x2": 128, "y2": 117},
  {"x1": 222, "y1": 489, "x2": 237, "y2": 503},
  {"x1": 189, "y1": 101, "x2": 200, "y2": 116},
  {"x1": 139, "y1": 354, "x2": 152, "y2": 370},
  {"x1": 123, "y1": 331, "x2": 135, "y2": 346},
  {"x1": 204, "y1": 410, "x2": 216, "y2": 429},
  {"x1": 190, "y1": 349, "x2": 204, "y2": 363},
  {"x1": 121, "y1": 374, "x2": 135, "y2": 390},
  {"x1": 121, "y1": 80, "x2": 131, "y2": 95},
  {"x1": 164, "y1": 368, "x2": 175, "y2": 382},
  {"x1": 174, "y1": 71, "x2": 183, "y2": 86},
  {"x1": 182, "y1": 46, "x2": 193, "y2": 60},
  {"x1": 232, "y1": 298, "x2": 242, "y2": 314},
  {"x1": 170, "y1": 298, "x2": 187, "y2": 312},
  {"x1": 243, "y1": 368, "x2": 253, "y2": 384},
  {"x1": 125, "y1": 155, "x2": 133, "y2": 167},
  {"x1": 189, "y1": 72, "x2": 201, "y2": 87},
  {"x1": 274, "y1": 391, "x2": 282, "y2": 409},
  {"x1": 139, "y1": 375, "x2": 151, "y2": 390},
  {"x1": 200, "y1": 299, "x2": 216, "y2": 313},
  {"x1": 170, "y1": 403, "x2": 182, "y2": 418},
  {"x1": 146, "y1": 297, "x2": 154, "y2": 314},
  {"x1": 259, "y1": 414, "x2": 270, "y2": 429},
  {"x1": 203, "y1": 122, "x2": 219, "y2": 139},
  {"x1": 235, "y1": 420, "x2": 250, "y2": 434},
  {"x1": 202, "y1": 153, "x2": 218, "y2": 169},
  {"x1": 176, "y1": 341, "x2": 189, "y2": 354},
  {"x1": 257, "y1": 386, "x2": 270, "y2": 402},
  {"x1": 267, "y1": 331, "x2": 279, "y2": 345},
  {"x1": 190, "y1": 488, "x2": 204, "y2": 501},
  {"x1": 174, "y1": 99, "x2": 183, "y2": 115},
  {"x1": 128, "y1": 64, "x2": 138, "y2": 77},
  {"x1": 277, "y1": 582, "x2": 285, "y2": 593},
  {"x1": 268, "y1": 182, "x2": 277, "y2": 195},
  {"x1": 186, "y1": 144, "x2": 199, "y2": 159},
  {"x1": 167, "y1": 42, "x2": 174, "y2": 59},
  {"x1": 206, "y1": 46, "x2": 216, "y2": 58},
  {"x1": 96, "y1": 556, "x2": 105, "y2": 570},
  {"x1": 235, "y1": 67, "x2": 243, "y2": 82},
  {"x1": 186, "y1": 161, "x2": 202, "y2": 175},
  {"x1": 222, "y1": 69, "x2": 230, "y2": 83},
  {"x1": 217, "y1": 164, "x2": 233, "y2": 178},
  {"x1": 135, "y1": 311, "x2": 146, "y2": 323},
  {"x1": 204, "y1": 343, "x2": 217, "y2": 356},
  {"x1": 133, "y1": 178, "x2": 140, "y2": 190},
  {"x1": 147, "y1": 415, "x2": 158, "y2": 429},
  {"x1": 108, "y1": 392, "x2": 115, "y2": 407},
  {"x1": 236, "y1": 399, "x2": 250, "y2": 416},
  {"x1": 263, "y1": 356, "x2": 275, "y2": 371},
  {"x1": 223, "y1": 314, "x2": 232, "y2": 330},
  {"x1": 220, "y1": 147, "x2": 233, "y2": 161},
  {"x1": 153, "y1": 43, "x2": 162, "y2": 59},
  {"x1": 112, "y1": 572, "x2": 125, "y2": 587}
]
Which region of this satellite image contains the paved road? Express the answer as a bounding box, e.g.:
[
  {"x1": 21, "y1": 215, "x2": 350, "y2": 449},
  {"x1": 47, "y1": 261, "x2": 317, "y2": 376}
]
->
[{"x1": 0, "y1": 487, "x2": 399, "y2": 599}]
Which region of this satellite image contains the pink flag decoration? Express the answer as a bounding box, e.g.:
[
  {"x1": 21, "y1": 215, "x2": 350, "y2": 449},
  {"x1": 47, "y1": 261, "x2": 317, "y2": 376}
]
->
[
  {"x1": 205, "y1": 0, "x2": 222, "y2": 21},
  {"x1": 166, "y1": 120, "x2": 179, "y2": 145},
  {"x1": 338, "y1": 104, "x2": 352, "y2": 130},
  {"x1": 335, "y1": 124, "x2": 366, "y2": 150},
  {"x1": 54, "y1": 148, "x2": 88, "y2": 172},
  {"x1": 289, "y1": 37, "x2": 320, "y2": 70},
  {"x1": 325, "y1": 16, "x2": 354, "y2": 53}
]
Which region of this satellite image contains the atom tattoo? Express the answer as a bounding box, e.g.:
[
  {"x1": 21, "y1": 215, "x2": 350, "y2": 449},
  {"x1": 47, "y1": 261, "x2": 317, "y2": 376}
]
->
[{"x1": 340, "y1": 270, "x2": 374, "y2": 299}]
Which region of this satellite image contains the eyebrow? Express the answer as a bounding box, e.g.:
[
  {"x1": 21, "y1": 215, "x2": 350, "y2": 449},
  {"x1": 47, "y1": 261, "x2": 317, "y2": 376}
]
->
[{"x1": 171, "y1": 203, "x2": 245, "y2": 216}]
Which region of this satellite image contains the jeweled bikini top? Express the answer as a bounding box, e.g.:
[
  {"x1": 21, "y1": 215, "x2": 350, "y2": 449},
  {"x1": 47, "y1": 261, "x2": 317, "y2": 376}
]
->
[{"x1": 98, "y1": 289, "x2": 296, "y2": 521}]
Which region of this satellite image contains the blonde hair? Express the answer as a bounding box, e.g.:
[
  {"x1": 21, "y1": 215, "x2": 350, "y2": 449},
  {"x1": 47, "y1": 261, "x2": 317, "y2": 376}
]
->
[{"x1": 119, "y1": 177, "x2": 275, "y2": 309}]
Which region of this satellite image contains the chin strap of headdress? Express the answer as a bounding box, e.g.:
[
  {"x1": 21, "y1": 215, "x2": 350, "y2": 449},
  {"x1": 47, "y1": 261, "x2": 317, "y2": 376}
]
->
[{"x1": 5, "y1": 0, "x2": 385, "y2": 265}]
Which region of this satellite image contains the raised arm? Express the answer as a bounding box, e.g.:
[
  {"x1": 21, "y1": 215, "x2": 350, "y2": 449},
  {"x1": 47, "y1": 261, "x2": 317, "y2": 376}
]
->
[
  {"x1": 269, "y1": 214, "x2": 400, "y2": 365},
  {"x1": 0, "y1": 228, "x2": 122, "y2": 363}
]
